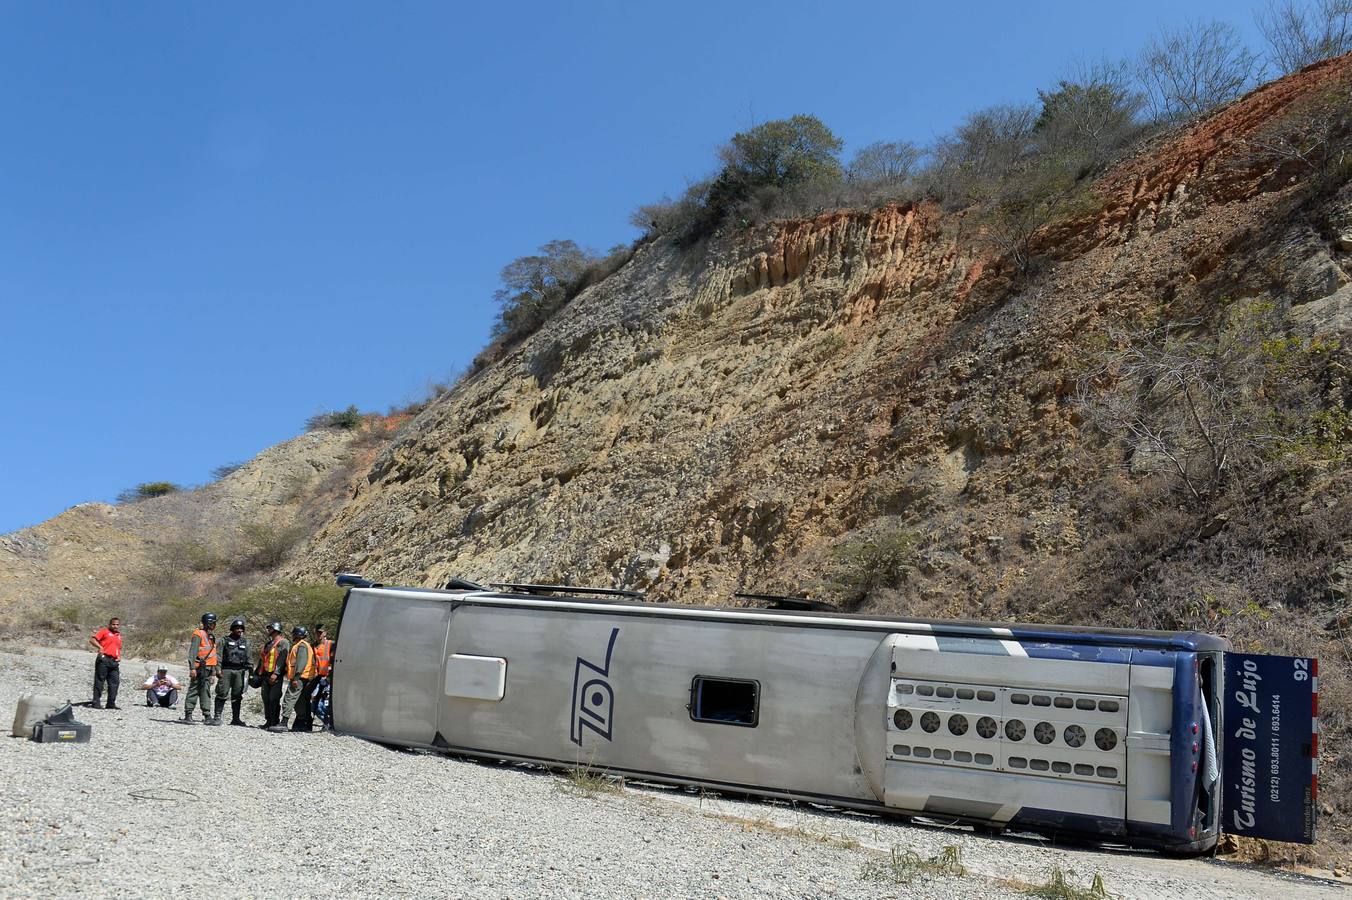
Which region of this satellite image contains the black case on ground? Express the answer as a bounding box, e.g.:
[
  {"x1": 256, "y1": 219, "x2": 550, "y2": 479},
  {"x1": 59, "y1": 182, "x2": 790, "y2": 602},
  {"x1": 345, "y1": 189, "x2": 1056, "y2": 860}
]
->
[
  {"x1": 30, "y1": 703, "x2": 92, "y2": 743},
  {"x1": 32, "y1": 722, "x2": 92, "y2": 743}
]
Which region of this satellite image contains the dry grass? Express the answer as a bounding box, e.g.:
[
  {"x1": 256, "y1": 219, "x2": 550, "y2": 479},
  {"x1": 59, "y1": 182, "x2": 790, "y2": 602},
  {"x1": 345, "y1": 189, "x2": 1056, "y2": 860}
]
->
[
  {"x1": 558, "y1": 760, "x2": 625, "y2": 798},
  {"x1": 721, "y1": 812, "x2": 862, "y2": 850},
  {"x1": 1010, "y1": 866, "x2": 1109, "y2": 899},
  {"x1": 859, "y1": 844, "x2": 967, "y2": 883}
]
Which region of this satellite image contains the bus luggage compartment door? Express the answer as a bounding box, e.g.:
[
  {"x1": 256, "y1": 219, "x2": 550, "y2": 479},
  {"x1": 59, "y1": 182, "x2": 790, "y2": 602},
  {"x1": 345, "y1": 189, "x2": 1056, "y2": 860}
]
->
[{"x1": 879, "y1": 637, "x2": 1130, "y2": 826}]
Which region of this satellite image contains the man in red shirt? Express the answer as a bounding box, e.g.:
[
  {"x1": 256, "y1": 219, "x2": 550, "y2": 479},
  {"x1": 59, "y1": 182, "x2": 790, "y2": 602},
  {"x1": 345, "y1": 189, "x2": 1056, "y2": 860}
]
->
[{"x1": 88, "y1": 617, "x2": 123, "y2": 710}]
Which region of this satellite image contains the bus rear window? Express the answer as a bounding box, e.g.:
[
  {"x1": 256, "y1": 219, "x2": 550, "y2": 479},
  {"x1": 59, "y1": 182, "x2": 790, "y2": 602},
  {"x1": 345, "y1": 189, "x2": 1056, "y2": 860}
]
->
[{"x1": 691, "y1": 677, "x2": 759, "y2": 727}]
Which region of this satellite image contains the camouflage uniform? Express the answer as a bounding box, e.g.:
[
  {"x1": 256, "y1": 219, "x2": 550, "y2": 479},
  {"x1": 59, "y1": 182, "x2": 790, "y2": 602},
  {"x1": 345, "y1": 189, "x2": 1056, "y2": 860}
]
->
[
  {"x1": 258, "y1": 631, "x2": 290, "y2": 728},
  {"x1": 184, "y1": 628, "x2": 218, "y2": 721},
  {"x1": 281, "y1": 640, "x2": 314, "y2": 726},
  {"x1": 214, "y1": 630, "x2": 252, "y2": 725}
]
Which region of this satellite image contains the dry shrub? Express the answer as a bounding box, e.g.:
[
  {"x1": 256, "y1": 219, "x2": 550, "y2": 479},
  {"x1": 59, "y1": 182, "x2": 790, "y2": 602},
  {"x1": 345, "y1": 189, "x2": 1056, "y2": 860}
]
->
[
  {"x1": 236, "y1": 521, "x2": 309, "y2": 571},
  {"x1": 139, "y1": 580, "x2": 346, "y2": 656}
]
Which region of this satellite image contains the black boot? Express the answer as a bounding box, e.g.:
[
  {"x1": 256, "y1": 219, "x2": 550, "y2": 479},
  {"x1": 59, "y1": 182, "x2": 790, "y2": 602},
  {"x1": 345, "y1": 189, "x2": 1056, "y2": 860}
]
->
[
  {"x1": 230, "y1": 700, "x2": 246, "y2": 726},
  {"x1": 205, "y1": 698, "x2": 224, "y2": 726}
]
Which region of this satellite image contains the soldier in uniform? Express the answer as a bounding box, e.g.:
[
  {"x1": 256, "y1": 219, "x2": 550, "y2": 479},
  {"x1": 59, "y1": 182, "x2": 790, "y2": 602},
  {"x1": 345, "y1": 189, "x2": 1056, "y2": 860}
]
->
[
  {"x1": 256, "y1": 621, "x2": 289, "y2": 730},
  {"x1": 183, "y1": 613, "x2": 219, "y2": 725},
  {"x1": 214, "y1": 618, "x2": 252, "y2": 726},
  {"x1": 280, "y1": 625, "x2": 317, "y2": 732}
]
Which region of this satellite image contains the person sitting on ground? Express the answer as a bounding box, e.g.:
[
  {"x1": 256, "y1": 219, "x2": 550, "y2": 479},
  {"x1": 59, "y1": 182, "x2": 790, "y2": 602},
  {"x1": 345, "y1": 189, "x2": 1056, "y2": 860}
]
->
[
  {"x1": 143, "y1": 667, "x2": 181, "y2": 708},
  {"x1": 88, "y1": 617, "x2": 123, "y2": 709}
]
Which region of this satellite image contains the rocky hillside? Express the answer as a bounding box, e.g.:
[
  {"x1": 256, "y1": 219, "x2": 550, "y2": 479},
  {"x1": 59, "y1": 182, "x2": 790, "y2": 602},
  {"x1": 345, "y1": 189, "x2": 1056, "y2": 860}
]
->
[
  {"x1": 297, "y1": 58, "x2": 1349, "y2": 602},
  {"x1": 0, "y1": 428, "x2": 370, "y2": 633},
  {"x1": 290, "y1": 57, "x2": 1352, "y2": 861}
]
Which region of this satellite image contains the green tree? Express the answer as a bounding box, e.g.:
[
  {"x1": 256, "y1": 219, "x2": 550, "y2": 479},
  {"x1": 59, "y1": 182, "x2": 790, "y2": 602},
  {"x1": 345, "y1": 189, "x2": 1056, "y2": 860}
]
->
[
  {"x1": 701, "y1": 115, "x2": 845, "y2": 226},
  {"x1": 306, "y1": 405, "x2": 364, "y2": 431},
  {"x1": 717, "y1": 114, "x2": 844, "y2": 188}
]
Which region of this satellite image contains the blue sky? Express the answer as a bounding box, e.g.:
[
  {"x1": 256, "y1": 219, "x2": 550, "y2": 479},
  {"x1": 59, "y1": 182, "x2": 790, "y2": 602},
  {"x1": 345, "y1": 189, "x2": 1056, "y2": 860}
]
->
[{"x1": 0, "y1": 1, "x2": 1274, "y2": 533}]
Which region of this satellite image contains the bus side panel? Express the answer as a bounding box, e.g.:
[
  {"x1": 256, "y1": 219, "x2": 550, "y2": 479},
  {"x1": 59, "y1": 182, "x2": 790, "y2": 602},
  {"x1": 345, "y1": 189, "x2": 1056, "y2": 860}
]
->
[
  {"x1": 332, "y1": 589, "x2": 451, "y2": 746},
  {"x1": 436, "y1": 604, "x2": 884, "y2": 803}
]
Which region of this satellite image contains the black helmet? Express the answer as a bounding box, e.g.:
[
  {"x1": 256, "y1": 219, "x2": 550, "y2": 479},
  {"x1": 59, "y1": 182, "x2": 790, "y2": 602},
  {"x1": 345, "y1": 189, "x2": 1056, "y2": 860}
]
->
[
  {"x1": 292, "y1": 625, "x2": 309, "y2": 639},
  {"x1": 267, "y1": 621, "x2": 282, "y2": 634},
  {"x1": 230, "y1": 618, "x2": 245, "y2": 630},
  {"x1": 201, "y1": 612, "x2": 217, "y2": 627}
]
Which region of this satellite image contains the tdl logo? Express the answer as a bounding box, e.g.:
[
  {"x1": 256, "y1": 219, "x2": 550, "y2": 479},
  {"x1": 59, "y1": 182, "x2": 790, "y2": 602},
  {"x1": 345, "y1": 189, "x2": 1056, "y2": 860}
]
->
[{"x1": 570, "y1": 627, "x2": 619, "y2": 746}]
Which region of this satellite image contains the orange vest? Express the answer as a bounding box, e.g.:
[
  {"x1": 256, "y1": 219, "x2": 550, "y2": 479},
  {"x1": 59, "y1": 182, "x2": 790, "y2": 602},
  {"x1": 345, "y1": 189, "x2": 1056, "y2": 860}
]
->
[
  {"x1": 314, "y1": 639, "x2": 333, "y2": 677},
  {"x1": 287, "y1": 639, "x2": 317, "y2": 680},
  {"x1": 192, "y1": 629, "x2": 218, "y2": 667},
  {"x1": 260, "y1": 638, "x2": 284, "y2": 674}
]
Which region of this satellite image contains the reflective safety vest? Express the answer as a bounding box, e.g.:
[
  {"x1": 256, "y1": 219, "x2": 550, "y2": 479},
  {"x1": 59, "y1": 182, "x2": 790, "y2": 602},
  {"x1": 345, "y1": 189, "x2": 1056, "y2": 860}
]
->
[
  {"x1": 314, "y1": 639, "x2": 333, "y2": 677},
  {"x1": 287, "y1": 639, "x2": 317, "y2": 680},
  {"x1": 260, "y1": 638, "x2": 285, "y2": 674},
  {"x1": 191, "y1": 629, "x2": 218, "y2": 667}
]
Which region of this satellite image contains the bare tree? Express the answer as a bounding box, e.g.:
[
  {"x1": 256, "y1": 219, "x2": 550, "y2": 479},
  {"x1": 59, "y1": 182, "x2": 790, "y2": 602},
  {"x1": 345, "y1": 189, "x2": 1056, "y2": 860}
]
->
[
  {"x1": 1257, "y1": 0, "x2": 1352, "y2": 74},
  {"x1": 1035, "y1": 59, "x2": 1146, "y2": 171},
  {"x1": 1077, "y1": 305, "x2": 1319, "y2": 503},
  {"x1": 1238, "y1": 85, "x2": 1352, "y2": 183},
  {"x1": 847, "y1": 141, "x2": 922, "y2": 184},
  {"x1": 1136, "y1": 20, "x2": 1262, "y2": 122},
  {"x1": 951, "y1": 104, "x2": 1038, "y2": 182},
  {"x1": 629, "y1": 184, "x2": 708, "y2": 238},
  {"x1": 917, "y1": 104, "x2": 1037, "y2": 205},
  {"x1": 980, "y1": 158, "x2": 1089, "y2": 274}
]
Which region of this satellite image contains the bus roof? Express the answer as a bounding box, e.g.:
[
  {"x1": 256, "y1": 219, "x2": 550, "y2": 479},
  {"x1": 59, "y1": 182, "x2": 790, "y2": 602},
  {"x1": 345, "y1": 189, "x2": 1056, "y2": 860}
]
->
[{"x1": 344, "y1": 583, "x2": 1230, "y2": 653}]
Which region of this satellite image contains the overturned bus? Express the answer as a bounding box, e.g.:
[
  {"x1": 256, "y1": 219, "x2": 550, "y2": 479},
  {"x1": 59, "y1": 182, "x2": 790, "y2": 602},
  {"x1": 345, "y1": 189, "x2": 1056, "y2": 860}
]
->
[{"x1": 330, "y1": 577, "x2": 1318, "y2": 854}]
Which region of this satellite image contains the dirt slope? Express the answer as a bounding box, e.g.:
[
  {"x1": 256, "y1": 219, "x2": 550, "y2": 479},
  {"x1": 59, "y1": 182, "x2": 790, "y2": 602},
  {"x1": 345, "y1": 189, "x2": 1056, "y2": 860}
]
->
[{"x1": 0, "y1": 429, "x2": 364, "y2": 631}]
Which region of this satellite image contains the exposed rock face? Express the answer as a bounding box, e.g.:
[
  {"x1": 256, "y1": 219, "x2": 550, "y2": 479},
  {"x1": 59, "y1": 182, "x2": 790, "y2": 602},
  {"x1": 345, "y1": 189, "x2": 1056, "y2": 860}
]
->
[
  {"x1": 293, "y1": 56, "x2": 1352, "y2": 611},
  {"x1": 292, "y1": 204, "x2": 980, "y2": 595}
]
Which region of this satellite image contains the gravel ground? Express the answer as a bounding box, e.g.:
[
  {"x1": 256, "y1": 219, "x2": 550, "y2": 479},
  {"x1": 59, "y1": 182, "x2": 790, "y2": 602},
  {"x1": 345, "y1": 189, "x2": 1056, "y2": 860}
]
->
[{"x1": 0, "y1": 646, "x2": 1343, "y2": 899}]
